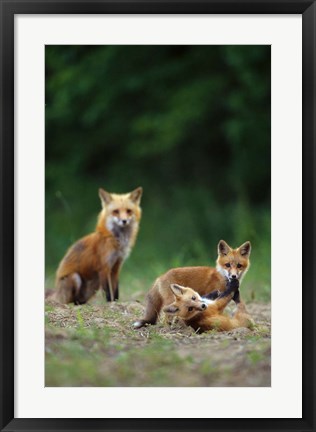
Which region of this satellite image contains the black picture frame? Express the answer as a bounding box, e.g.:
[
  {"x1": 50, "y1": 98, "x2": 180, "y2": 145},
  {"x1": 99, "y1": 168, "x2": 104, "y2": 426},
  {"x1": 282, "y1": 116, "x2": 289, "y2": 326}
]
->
[{"x1": 0, "y1": 1, "x2": 315, "y2": 431}]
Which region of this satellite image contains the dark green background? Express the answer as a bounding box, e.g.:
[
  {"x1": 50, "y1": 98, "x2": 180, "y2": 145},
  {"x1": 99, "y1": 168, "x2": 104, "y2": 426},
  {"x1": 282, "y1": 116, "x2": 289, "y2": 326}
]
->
[{"x1": 45, "y1": 45, "x2": 271, "y2": 301}]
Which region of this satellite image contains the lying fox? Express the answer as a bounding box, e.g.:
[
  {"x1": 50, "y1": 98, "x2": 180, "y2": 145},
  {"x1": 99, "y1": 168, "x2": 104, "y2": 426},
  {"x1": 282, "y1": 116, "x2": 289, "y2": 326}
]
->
[
  {"x1": 133, "y1": 240, "x2": 251, "y2": 329},
  {"x1": 163, "y1": 279, "x2": 254, "y2": 332},
  {"x1": 51, "y1": 187, "x2": 142, "y2": 304},
  {"x1": 163, "y1": 281, "x2": 254, "y2": 332}
]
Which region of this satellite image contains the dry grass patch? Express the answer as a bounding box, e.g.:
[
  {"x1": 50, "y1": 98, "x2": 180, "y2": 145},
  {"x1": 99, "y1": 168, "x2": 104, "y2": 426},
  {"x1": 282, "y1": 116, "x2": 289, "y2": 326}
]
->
[{"x1": 45, "y1": 298, "x2": 271, "y2": 387}]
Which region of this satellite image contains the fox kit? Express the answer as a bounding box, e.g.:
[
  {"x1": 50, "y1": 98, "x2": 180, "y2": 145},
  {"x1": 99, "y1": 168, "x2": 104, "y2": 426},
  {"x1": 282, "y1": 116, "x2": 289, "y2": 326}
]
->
[
  {"x1": 163, "y1": 280, "x2": 254, "y2": 332},
  {"x1": 133, "y1": 240, "x2": 251, "y2": 329},
  {"x1": 52, "y1": 187, "x2": 142, "y2": 304}
]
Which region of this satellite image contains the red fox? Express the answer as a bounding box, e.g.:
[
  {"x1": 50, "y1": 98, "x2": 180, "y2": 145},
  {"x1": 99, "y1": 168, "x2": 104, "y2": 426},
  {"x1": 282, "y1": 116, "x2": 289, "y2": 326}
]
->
[
  {"x1": 51, "y1": 187, "x2": 143, "y2": 304},
  {"x1": 163, "y1": 280, "x2": 254, "y2": 332},
  {"x1": 133, "y1": 240, "x2": 251, "y2": 329}
]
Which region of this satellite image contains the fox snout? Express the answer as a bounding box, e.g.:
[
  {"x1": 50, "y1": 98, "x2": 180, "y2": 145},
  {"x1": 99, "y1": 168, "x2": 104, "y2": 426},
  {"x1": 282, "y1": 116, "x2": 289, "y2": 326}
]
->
[
  {"x1": 113, "y1": 216, "x2": 131, "y2": 227},
  {"x1": 228, "y1": 271, "x2": 240, "y2": 281}
]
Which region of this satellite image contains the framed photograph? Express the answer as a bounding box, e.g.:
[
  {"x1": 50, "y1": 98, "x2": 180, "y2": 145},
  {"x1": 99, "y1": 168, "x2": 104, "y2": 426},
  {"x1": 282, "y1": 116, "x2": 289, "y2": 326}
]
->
[{"x1": 1, "y1": 1, "x2": 315, "y2": 431}]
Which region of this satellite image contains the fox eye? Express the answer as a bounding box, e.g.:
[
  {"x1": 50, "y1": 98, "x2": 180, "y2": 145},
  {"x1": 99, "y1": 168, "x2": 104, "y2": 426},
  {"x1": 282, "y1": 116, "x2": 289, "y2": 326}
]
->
[
  {"x1": 188, "y1": 307, "x2": 193, "y2": 312},
  {"x1": 192, "y1": 296, "x2": 196, "y2": 301},
  {"x1": 237, "y1": 263, "x2": 242, "y2": 268},
  {"x1": 113, "y1": 209, "x2": 119, "y2": 215},
  {"x1": 225, "y1": 263, "x2": 231, "y2": 268},
  {"x1": 126, "y1": 209, "x2": 132, "y2": 215}
]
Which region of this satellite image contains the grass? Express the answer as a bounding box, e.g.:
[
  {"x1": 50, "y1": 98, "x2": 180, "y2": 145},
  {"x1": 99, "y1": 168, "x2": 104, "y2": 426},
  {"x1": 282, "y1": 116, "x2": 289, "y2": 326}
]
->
[
  {"x1": 45, "y1": 187, "x2": 271, "y2": 387},
  {"x1": 45, "y1": 298, "x2": 271, "y2": 387}
]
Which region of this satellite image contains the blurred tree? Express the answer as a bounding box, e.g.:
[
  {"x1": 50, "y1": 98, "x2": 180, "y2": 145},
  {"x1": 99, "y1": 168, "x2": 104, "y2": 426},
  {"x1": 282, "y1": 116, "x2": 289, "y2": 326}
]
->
[
  {"x1": 45, "y1": 45, "x2": 271, "y2": 294},
  {"x1": 46, "y1": 45, "x2": 270, "y2": 202}
]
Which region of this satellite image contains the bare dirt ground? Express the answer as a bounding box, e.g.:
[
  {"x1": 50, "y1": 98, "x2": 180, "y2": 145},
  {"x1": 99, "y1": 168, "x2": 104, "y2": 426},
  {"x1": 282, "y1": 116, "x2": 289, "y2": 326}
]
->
[{"x1": 45, "y1": 299, "x2": 271, "y2": 387}]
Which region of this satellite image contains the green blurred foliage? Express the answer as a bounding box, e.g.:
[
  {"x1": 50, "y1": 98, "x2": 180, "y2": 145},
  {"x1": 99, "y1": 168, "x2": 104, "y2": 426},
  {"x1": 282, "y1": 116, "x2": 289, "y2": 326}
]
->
[{"x1": 46, "y1": 45, "x2": 271, "y2": 301}]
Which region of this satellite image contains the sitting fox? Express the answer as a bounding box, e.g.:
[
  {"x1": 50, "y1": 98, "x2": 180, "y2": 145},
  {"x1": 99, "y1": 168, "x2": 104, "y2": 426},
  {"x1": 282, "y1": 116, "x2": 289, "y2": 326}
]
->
[
  {"x1": 133, "y1": 240, "x2": 251, "y2": 329},
  {"x1": 51, "y1": 187, "x2": 143, "y2": 304},
  {"x1": 163, "y1": 280, "x2": 254, "y2": 332}
]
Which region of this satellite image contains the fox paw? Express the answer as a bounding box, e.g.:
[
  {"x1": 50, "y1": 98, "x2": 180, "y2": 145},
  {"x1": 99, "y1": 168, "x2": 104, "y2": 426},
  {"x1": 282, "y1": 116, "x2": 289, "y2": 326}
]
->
[{"x1": 133, "y1": 320, "x2": 147, "y2": 329}]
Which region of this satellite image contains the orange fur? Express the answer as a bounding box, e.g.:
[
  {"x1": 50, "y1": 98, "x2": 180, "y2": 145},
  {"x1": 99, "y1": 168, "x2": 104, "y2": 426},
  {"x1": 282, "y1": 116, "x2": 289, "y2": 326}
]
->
[
  {"x1": 133, "y1": 240, "x2": 251, "y2": 329},
  {"x1": 163, "y1": 283, "x2": 254, "y2": 333},
  {"x1": 51, "y1": 187, "x2": 142, "y2": 304}
]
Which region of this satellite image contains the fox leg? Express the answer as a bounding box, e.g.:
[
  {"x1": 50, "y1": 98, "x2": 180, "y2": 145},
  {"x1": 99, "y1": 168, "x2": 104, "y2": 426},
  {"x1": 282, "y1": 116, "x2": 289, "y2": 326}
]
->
[
  {"x1": 199, "y1": 302, "x2": 253, "y2": 332},
  {"x1": 209, "y1": 300, "x2": 254, "y2": 331},
  {"x1": 55, "y1": 273, "x2": 82, "y2": 304},
  {"x1": 133, "y1": 287, "x2": 163, "y2": 329},
  {"x1": 232, "y1": 289, "x2": 241, "y2": 304},
  {"x1": 99, "y1": 261, "x2": 122, "y2": 302},
  {"x1": 203, "y1": 290, "x2": 220, "y2": 301},
  {"x1": 204, "y1": 314, "x2": 248, "y2": 331},
  {"x1": 214, "y1": 280, "x2": 253, "y2": 329},
  {"x1": 214, "y1": 279, "x2": 240, "y2": 313},
  {"x1": 99, "y1": 268, "x2": 114, "y2": 302},
  {"x1": 233, "y1": 301, "x2": 254, "y2": 328},
  {"x1": 111, "y1": 260, "x2": 122, "y2": 301},
  {"x1": 75, "y1": 277, "x2": 99, "y2": 305},
  {"x1": 115, "y1": 284, "x2": 119, "y2": 301},
  {"x1": 107, "y1": 275, "x2": 114, "y2": 302},
  {"x1": 104, "y1": 272, "x2": 119, "y2": 302},
  {"x1": 200, "y1": 314, "x2": 238, "y2": 332}
]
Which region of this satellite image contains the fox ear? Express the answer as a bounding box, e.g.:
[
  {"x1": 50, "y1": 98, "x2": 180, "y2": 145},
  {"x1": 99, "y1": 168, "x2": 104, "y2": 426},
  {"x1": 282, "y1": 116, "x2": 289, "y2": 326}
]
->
[
  {"x1": 129, "y1": 187, "x2": 143, "y2": 205},
  {"x1": 218, "y1": 240, "x2": 231, "y2": 256},
  {"x1": 163, "y1": 304, "x2": 179, "y2": 314},
  {"x1": 170, "y1": 284, "x2": 185, "y2": 297},
  {"x1": 99, "y1": 188, "x2": 112, "y2": 207},
  {"x1": 239, "y1": 241, "x2": 251, "y2": 257}
]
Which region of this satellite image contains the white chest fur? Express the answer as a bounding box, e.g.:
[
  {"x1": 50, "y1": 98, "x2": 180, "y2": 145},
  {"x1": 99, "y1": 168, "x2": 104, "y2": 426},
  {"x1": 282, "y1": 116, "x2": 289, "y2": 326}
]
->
[{"x1": 106, "y1": 224, "x2": 135, "y2": 267}]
